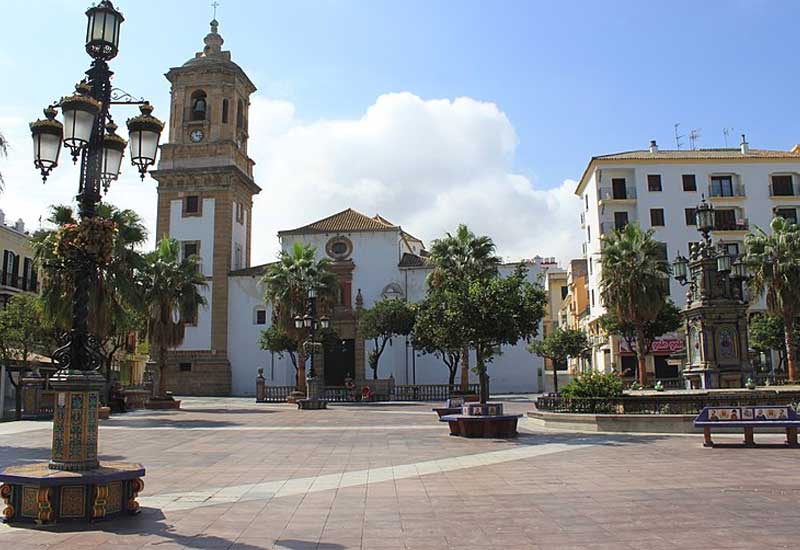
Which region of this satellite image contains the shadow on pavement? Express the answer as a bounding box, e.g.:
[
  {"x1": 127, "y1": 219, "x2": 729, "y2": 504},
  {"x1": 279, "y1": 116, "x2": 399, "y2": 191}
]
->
[
  {"x1": 0, "y1": 446, "x2": 127, "y2": 466},
  {"x1": 276, "y1": 540, "x2": 347, "y2": 550},
  {"x1": 105, "y1": 418, "x2": 244, "y2": 429}
]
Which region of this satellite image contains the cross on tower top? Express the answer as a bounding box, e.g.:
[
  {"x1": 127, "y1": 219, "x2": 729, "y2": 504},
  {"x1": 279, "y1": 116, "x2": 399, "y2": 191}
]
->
[{"x1": 212, "y1": 1, "x2": 219, "y2": 19}]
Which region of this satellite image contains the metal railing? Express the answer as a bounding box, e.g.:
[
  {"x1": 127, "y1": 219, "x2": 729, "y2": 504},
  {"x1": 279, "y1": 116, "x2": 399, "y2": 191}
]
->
[
  {"x1": 599, "y1": 187, "x2": 636, "y2": 201},
  {"x1": 392, "y1": 383, "x2": 481, "y2": 401},
  {"x1": 708, "y1": 182, "x2": 746, "y2": 198},
  {"x1": 261, "y1": 385, "x2": 297, "y2": 402},
  {"x1": 535, "y1": 391, "x2": 800, "y2": 416},
  {"x1": 713, "y1": 217, "x2": 749, "y2": 231},
  {"x1": 259, "y1": 383, "x2": 483, "y2": 403}
]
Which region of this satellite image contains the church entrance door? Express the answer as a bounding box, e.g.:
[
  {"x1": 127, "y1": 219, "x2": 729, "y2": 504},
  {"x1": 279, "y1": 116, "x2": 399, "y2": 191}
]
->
[{"x1": 324, "y1": 339, "x2": 355, "y2": 386}]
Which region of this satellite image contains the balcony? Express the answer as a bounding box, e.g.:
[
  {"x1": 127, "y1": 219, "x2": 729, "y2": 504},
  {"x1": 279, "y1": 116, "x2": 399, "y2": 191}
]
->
[
  {"x1": 0, "y1": 271, "x2": 38, "y2": 293},
  {"x1": 600, "y1": 222, "x2": 628, "y2": 235},
  {"x1": 713, "y1": 218, "x2": 749, "y2": 232},
  {"x1": 707, "y1": 182, "x2": 745, "y2": 199},
  {"x1": 598, "y1": 186, "x2": 637, "y2": 204}
]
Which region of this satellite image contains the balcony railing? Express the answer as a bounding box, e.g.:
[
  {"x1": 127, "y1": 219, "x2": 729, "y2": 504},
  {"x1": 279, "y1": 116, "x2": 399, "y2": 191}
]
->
[
  {"x1": 600, "y1": 221, "x2": 629, "y2": 235},
  {"x1": 713, "y1": 218, "x2": 749, "y2": 231},
  {"x1": 599, "y1": 187, "x2": 637, "y2": 201},
  {"x1": 0, "y1": 271, "x2": 38, "y2": 293},
  {"x1": 708, "y1": 182, "x2": 746, "y2": 198}
]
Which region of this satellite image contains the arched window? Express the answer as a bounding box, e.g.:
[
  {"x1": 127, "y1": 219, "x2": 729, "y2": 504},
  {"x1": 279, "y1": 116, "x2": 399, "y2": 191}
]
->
[
  {"x1": 190, "y1": 90, "x2": 207, "y2": 121},
  {"x1": 221, "y1": 99, "x2": 229, "y2": 123},
  {"x1": 236, "y1": 99, "x2": 244, "y2": 129}
]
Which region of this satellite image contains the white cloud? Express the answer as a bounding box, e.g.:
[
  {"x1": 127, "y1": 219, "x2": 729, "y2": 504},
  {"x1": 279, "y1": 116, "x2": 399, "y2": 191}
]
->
[
  {"x1": 249, "y1": 92, "x2": 582, "y2": 265},
  {"x1": 0, "y1": 91, "x2": 582, "y2": 267}
]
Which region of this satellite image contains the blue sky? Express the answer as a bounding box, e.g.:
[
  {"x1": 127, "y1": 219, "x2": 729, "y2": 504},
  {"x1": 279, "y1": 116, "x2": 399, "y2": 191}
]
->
[{"x1": 1, "y1": 0, "x2": 798, "y2": 263}]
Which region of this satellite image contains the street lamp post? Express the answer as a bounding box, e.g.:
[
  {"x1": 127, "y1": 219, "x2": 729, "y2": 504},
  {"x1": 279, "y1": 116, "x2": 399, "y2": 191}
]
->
[
  {"x1": 0, "y1": 1, "x2": 163, "y2": 524},
  {"x1": 672, "y1": 197, "x2": 752, "y2": 389},
  {"x1": 295, "y1": 287, "x2": 330, "y2": 410}
]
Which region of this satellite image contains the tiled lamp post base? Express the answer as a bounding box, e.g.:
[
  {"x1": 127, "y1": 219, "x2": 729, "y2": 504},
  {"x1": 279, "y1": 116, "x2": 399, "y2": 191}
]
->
[{"x1": 0, "y1": 372, "x2": 146, "y2": 524}]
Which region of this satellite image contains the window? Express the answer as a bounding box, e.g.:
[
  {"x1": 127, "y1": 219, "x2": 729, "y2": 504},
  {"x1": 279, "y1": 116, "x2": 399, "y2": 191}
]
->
[
  {"x1": 584, "y1": 194, "x2": 589, "y2": 210},
  {"x1": 684, "y1": 208, "x2": 697, "y2": 226},
  {"x1": 182, "y1": 241, "x2": 199, "y2": 261},
  {"x1": 647, "y1": 174, "x2": 662, "y2": 192},
  {"x1": 591, "y1": 289, "x2": 595, "y2": 307},
  {"x1": 655, "y1": 242, "x2": 668, "y2": 262},
  {"x1": 771, "y1": 175, "x2": 794, "y2": 196},
  {"x1": 711, "y1": 175, "x2": 734, "y2": 197},
  {"x1": 614, "y1": 211, "x2": 629, "y2": 230},
  {"x1": 682, "y1": 174, "x2": 697, "y2": 191},
  {"x1": 776, "y1": 207, "x2": 798, "y2": 224},
  {"x1": 179, "y1": 362, "x2": 192, "y2": 372},
  {"x1": 183, "y1": 195, "x2": 200, "y2": 216},
  {"x1": 587, "y1": 226, "x2": 591, "y2": 242},
  {"x1": 721, "y1": 242, "x2": 740, "y2": 257},
  {"x1": 222, "y1": 99, "x2": 229, "y2": 124},
  {"x1": 589, "y1": 257, "x2": 592, "y2": 274},
  {"x1": 190, "y1": 90, "x2": 207, "y2": 121},
  {"x1": 650, "y1": 208, "x2": 665, "y2": 227},
  {"x1": 236, "y1": 99, "x2": 244, "y2": 129},
  {"x1": 235, "y1": 201, "x2": 244, "y2": 224},
  {"x1": 560, "y1": 285, "x2": 568, "y2": 300},
  {"x1": 611, "y1": 178, "x2": 627, "y2": 199},
  {"x1": 255, "y1": 309, "x2": 267, "y2": 325},
  {"x1": 715, "y1": 209, "x2": 737, "y2": 230}
]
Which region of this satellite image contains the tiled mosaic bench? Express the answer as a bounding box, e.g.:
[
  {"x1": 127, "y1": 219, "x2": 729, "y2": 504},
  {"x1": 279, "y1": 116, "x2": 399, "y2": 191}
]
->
[
  {"x1": 440, "y1": 402, "x2": 522, "y2": 438},
  {"x1": 694, "y1": 405, "x2": 800, "y2": 447},
  {"x1": 432, "y1": 396, "x2": 478, "y2": 419}
]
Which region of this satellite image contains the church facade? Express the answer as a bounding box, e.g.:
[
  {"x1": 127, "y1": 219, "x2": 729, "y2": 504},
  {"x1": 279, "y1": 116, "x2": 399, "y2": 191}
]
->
[{"x1": 151, "y1": 21, "x2": 551, "y2": 396}]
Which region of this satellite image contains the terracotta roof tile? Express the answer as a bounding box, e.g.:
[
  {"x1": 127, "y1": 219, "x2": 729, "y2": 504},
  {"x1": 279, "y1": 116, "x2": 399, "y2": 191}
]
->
[
  {"x1": 398, "y1": 253, "x2": 427, "y2": 268},
  {"x1": 279, "y1": 208, "x2": 400, "y2": 236}
]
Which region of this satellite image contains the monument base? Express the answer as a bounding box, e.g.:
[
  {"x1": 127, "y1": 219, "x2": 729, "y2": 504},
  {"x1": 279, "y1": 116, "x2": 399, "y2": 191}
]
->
[{"x1": 0, "y1": 461, "x2": 145, "y2": 524}]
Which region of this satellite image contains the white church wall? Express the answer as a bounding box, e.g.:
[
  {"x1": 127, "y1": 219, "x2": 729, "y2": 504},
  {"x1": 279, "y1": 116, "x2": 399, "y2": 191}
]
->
[
  {"x1": 171, "y1": 197, "x2": 216, "y2": 351},
  {"x1": 231, "y1": 206, "x2": 248, "y2": 271}
]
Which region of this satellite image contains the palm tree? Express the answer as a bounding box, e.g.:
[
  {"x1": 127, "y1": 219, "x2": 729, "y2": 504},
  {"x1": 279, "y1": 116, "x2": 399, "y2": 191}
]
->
[
  {"x1": 599, "y1": 223, "x2": 670, "y2": 386},
  {"x1": 744, "y1": 217, "x2": 800, "y2": 382},
  {"x1": 141, "y1": 238, "x2": 207, "y2": 399},
  {"x1": 427, "y1": 224, "x2": 501, "y2": 391},
  {"x1": 261, "y1": 242, "x2": 338, "y2": 389},
  {"x1": 30, "y1": 203, "x2": 147, "y2": 381}
]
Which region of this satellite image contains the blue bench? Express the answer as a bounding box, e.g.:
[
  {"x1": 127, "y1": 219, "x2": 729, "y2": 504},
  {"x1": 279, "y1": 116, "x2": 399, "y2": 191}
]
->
[{"x1": 694, "y1": 406, "x2": 800, "y2": 447}]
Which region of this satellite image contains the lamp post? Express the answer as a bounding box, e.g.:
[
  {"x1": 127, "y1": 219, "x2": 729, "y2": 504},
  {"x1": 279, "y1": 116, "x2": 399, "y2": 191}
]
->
[
  {"x1": 672, "y1": 197, "x2": 751, "y2": 389},
  {"x1": 0, "y1": 1, "x2": 162, "y2": 524},
  {"x1": 295, "y1": 287, "x2": 330, "y2": 409}
]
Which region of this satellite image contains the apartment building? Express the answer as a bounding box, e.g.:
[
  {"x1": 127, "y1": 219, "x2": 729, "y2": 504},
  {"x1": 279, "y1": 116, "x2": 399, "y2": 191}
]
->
[
  {"x1": 557, "y1": 259, "x2": 591, "y2": 374},
  {"x1": 0, "y1": 210, "x2": 38, "y2": 308},
  {"x1": 575, "y1": 137, "x2": 800, "y2": 379}
]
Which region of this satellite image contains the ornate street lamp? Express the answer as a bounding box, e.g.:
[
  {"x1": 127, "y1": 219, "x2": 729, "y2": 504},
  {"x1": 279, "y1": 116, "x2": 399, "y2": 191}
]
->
[
  {"x1": 294, "y1": 315, "x2": 304, "y2": 330},
  {"x1": 672, "y1": 254, "x2": 689, "y2": 284},
  {"x1": 0, "y1": 1, "x2": 162, "y2": 524},
  {"x1": 696, "y1": 197, "x2": 715, "y2": 238},
  {"x1": 30, "y1": 106, "x2": 64, "y2": 182},
  {"x1": 320, "y1": 315, "x2": 330, "y2": 329},
  {"x1": 716, "y1": 247, "x2": 732, "y2": 273}
]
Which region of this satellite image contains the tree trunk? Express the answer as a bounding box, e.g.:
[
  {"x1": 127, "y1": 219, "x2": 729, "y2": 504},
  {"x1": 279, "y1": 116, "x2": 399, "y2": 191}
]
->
[
  {"x1": 784, "y1": 315, "x2": 798, "y2": 382},
  {"x1": 12, "y1": 374, "x2": 21, "y2": 421},
  {"x1": 158, "y1": 342, "x2": 168, "y2": 399},
  {"x1": 297, "y1": 347, "x2": 306, "y2": 391},
  {"x1": 635, "y1": 327, "x2": 648, "y2": 387},
  {"x1": 552, "y1": 361, "x2": 559, "y2": 394},
  {"x1": 476, "y1": 348, "x2": 489, "y2": 404},
  {"x1": 448, "y1": 365, "x2": 457, "y2": 386},
  {"x1": 460, "y1": 345, "x2": 470, "y2": 392}
]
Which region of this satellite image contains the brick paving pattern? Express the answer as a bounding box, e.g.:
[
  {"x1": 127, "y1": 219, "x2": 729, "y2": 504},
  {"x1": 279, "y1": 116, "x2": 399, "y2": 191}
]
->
[{"x1": 0, "y1": 397, "x2": 798, "y2": 549}]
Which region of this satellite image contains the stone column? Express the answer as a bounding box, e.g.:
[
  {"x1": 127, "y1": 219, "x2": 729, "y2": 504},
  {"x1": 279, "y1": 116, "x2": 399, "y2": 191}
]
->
[
  {"x1": 354, "y1": 289, "x2": 366, "y2": 382},
  {"x1": 256, "y1": 368, "x2": 265, "y2": 402},
  {"x1": 49, "y1": 371, "x2": 105, "y2": 471}
]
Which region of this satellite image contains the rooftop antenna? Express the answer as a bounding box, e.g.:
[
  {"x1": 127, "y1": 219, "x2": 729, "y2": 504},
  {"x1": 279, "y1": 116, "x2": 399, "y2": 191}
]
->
[
  {"x1": 688, "y1": 128, "x2": 701, "y2": 150},
  {"x1": 722, "y1": 127, "x2": 735, "y2": 147},
  {"x1": 674, "y1": 123, "x2": 685, "y2": 150}
]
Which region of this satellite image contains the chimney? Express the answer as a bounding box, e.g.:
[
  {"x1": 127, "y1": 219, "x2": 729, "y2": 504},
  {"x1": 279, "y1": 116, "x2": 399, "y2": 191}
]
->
[
  {"x1": 649, "y1": 140, "x2": 658, "y2": 153},
  {"x1": 14, "y1": 219, "x2": 25, "y2": 233},
  {"x1": 0, "y1": 209, "x2": 4, "y2": 226},
  {"x1": 740, "y1": 134, "x2": 749, "y2": 155}
]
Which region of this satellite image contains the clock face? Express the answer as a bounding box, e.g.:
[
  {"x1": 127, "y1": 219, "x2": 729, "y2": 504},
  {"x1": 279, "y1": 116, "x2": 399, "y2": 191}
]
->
[{"x1": 190, "y1": 129, "x2": 204, "y2": 143}]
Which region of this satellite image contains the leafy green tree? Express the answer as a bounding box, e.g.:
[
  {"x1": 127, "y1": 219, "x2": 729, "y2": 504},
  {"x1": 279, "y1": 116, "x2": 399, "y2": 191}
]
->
[
  {"x1": 745, "y1": 217, "x2": 800, "y2": 382},
  {"x1": 599, "y1": 223, "x2": 671, "y2": 386},
  {"x1": 359, "y1": 299, "x2": 416, "y2": 380},
  {"x1": 427, "y1": 224, "x2": 501, "y2": 390},
  {"x1": 529, "y1": 327, "x2": 590, "y2": 393},
  {"x1": 748, "y1": 313, "x2": 794, "y2": 373},
  {"x1": 0, "y1": 295, "x2": 55, "y2": 419},
  {"x1": 413, "y1": 290, "x2": 465, "y2": 385},
  {"x1": 259, "y1": 325, "x2": 298, "y2": 371},
  {"x1": 30, "y1": 203, "x2": 147, "y2": 382},
  {"x1": 140, "y1": 238, "x2": 207, "y2": 399},
  {"x1": 444, "y1": 265, "x2": 546, "y2": 403},
  {"x1": 598, "y1": 301, "x2": 681, "y2": 381},
  {"x1": 261, "y1": 242, "x2": 338, "y2": 389}
]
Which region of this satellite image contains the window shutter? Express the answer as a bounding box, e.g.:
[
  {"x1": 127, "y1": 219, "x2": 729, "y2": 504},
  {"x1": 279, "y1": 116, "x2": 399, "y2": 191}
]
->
[
  {"x1": 1, "y1": 251, "x2": 8, "y2": 286},
  {"x1": 11, "y1": 253, "x2": 20, "y2": 288}
]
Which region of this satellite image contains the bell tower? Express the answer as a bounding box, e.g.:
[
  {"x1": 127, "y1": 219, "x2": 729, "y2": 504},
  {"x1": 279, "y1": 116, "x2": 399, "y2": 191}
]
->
[{"x1": 151, "y1": 19, "x2": 261, "y2": 396}]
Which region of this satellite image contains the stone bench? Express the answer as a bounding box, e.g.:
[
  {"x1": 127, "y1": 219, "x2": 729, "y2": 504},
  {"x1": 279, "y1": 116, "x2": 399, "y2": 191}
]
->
[
  {"x1": 439, "y1": 402, "x2": 521, "y2": 438},
  {"x1": 694, "y1": 406, "x2": 800, "y2": 447},
  {"x1": 432, "y1": 396, "x2": 478, "y2": 419}
]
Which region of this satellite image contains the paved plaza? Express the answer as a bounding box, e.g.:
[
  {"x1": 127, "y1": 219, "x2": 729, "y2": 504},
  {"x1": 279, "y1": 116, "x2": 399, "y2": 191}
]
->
[{"x1": 0, "y1": 397, "x2": 798, "y2": 549}]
